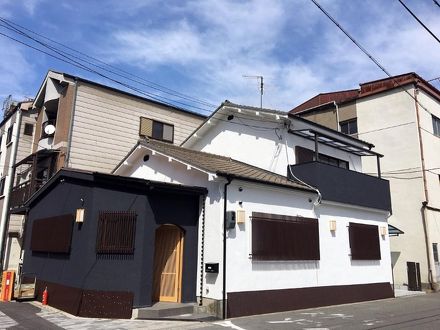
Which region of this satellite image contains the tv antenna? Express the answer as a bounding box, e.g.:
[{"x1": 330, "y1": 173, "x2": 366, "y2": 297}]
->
[{"x1": 243, "y1": 75, "x2": 264, "y2": 108}]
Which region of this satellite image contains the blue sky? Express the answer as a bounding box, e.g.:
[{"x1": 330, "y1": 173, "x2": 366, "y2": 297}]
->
[{"x1": 0, "y1": 0, "x2": 439, "y2": 116}]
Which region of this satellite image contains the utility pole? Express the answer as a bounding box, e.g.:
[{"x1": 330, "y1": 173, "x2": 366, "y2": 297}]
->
[{"x1": 243, "y1": 75, "x2": 264, "y2": 108}]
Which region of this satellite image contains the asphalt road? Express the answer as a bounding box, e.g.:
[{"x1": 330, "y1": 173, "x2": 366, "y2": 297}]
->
[
  {"x1": 1, "y1": 292, "x2": 440, "y2": 329},
  {"x1": 209, "y1": 292, "x2": 440, "y2": 330}
]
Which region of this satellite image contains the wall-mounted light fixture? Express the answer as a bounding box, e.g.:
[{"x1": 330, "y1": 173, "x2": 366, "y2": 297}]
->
[
  {"x1": 75, "y1": 208, "x2": 85, "y2": 223},
  {"x1": 380, "y1": 226, "x2": 387, "y2": 237},
  {"x1": 329, "y1": 220, "x2": 336, "y2": 232}
]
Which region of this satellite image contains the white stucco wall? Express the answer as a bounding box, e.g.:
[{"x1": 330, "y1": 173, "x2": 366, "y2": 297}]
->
[
  {"x1": 356, "y1": 86, "x2": 429, "y2": 288},
  {"x1": 188, "y1": 114, "x2": 363, "y2": 176},
  {"x1": 225, "y1": 182, "x2": 391, "y2": 294},
  {"x1": 116, "y1": 146, "x2": 392, "y2": 301}
]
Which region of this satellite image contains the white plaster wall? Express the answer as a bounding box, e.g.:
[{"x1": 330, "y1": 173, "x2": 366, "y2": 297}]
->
[
  {"x1": 190, "y1": 116, "x2": 362, "y2": 176},
  {"x1": 356, "y1": 86, "x2": 428, "y2": 288},
  {"x1": 117, "y1": 146, "x2": 391, "y2": 301},
  {"x1": 225, "y1": 181, "x2": 392, "y2": 294},
  {"x1": 115, "y1": 149, "x2": 226, "y2": 300}
]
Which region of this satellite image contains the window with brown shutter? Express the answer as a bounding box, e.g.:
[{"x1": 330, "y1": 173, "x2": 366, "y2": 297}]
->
[
  {"x1": 30, "y1": 214, "x2": 74, "y2": 253},
  {"x1": 349, "y1": 222, "x2": 381, "y2": 260},
  {"x1": 251, "y1": 212, "x2": 320, "y2": 260},
  {"x1": 96, "y1": 211, "x2": 137, "y2": 254},
  {"x1": 139, "y1": 117, "x2": 174, "y2": 143}
]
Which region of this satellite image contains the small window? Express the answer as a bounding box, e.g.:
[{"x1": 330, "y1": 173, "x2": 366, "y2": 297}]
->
[
  {"x1": 6, "y1": 125, "x2": 13, "y2": 144},
  {"x1": 139, "y1": 117, "x2": 174, "y2": 143},
  {"x1": 0, "y1": 134, "x2": 3, "y2": 148},
  {"x1": 23, "y1": 123, "x2": 34, "y2": 136},
  {"x1": 432, "y1": 115, "x2": 440, "y2": 137},
  {"x1": 433, "y1": 243, "x2": 439, "y2": 263},
  {"x1": 251, "y1": 212, "x2": 320, "y2": 260},
  {"x1": 349, "y1": 222, "x2": 381, "y2": 260},
  {"x1": 340, "y1": 119, "x2": 358, "y2": 135},
  {"x1": 0, "y1": 177, "x2": 5, "y2": 196},
  {"x1": 96, "y1": 211, "x2": 137, "y2": 254},
  {"x1": 295, "y1": 146, "x2": 349, "y2": 169}
]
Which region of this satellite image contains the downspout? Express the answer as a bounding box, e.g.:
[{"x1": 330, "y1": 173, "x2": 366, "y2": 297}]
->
[
  {"x1": 64, "y1": 80, "x2": 78, "y2": 167},
  {"x1": 0, "y1": 109, "x2": 22, "y2": 268},
  {"x1": 199, "y1": 195, "x2": 206, "y2": 306},
  {"x1": 222, "y1": 177, "x2": 232, "y2": 320},
  {"x1": 414, "y1": 86, "x2": 434, "y2": 290},
  {"x1": 334, "y1": 101, "x2": 340, "y2": 132}
]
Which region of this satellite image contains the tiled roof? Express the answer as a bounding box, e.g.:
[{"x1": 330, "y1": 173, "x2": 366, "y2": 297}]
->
[{"x1": 139, "y1": 139, "x2": 315, "y2": 193}]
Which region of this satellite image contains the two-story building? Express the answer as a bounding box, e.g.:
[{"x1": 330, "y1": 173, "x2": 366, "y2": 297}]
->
[
  {"x1": 291, "y1": 72, "x2": 440, "y2": 292},
  {"x1": 19, "y1": 101, "x2": 393, "y2": 319}
]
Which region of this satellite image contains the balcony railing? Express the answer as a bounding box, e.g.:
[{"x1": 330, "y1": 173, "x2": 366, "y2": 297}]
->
[
  {"x1": 10, "y1": 179, "x2": 45, "y2": 210},
  {"x1": 288, "y1": 162, "x2": 392, "y2": 212}
]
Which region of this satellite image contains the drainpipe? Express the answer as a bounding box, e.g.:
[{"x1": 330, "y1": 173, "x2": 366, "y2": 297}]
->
[
  {"x1": 0, "y1": 109, "x2": 22, "y2": 268},
  {"x1": 199, "y1": 195, "x2": 206, "y2": 306},
  {"x1": 222, "y1": 177, "x2": 232, "y2": 319},
  {"x1": 414, "y1": 86, "x2": 434, "y2": 290},
  {"x1": 334, "y1": 101, "x2": 340, "y2": 132}
]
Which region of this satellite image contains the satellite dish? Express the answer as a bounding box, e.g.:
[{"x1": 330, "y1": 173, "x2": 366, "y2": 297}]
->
[{"x1": 44, "y1": 124, "x2": 56, "y2": 136}]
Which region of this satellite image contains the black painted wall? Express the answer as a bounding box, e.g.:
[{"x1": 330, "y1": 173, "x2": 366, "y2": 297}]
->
[
  {"x1": 288, "y1": 162, "x2": 392, "y2": 212},
  {"x1": 22, "y1": 177, "x2": 201, "y2": 307}
]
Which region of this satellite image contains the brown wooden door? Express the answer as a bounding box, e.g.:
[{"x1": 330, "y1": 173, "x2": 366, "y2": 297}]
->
[{"x1": 152, "y1": 225, "x2": 184, "y2": 302}]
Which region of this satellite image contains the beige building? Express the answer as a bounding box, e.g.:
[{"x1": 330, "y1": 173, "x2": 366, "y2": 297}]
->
[
  {"x1": 2, "y1": 70, "x2": 205, "y2": 273},
  {"x1": 291, "y1": 73, "x2": 440, "y2": 291},
  {"x1": 0, "y1": 99, "x2": 36, "y2": 273}
]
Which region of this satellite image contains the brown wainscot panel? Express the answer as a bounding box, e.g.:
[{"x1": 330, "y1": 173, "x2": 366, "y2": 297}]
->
[
  {"x1": 36, "y1": 279, "x2": 133, "y2": 319},
  {"x1": 78, "y1": 290, "x2": 133, "y2": 319},
  {"x1": 227, "y1": 282, "x2": 394, "y2": 318}
]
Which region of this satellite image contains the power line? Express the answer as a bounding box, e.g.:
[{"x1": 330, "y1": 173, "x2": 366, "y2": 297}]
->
[
  {"x1": 0, "y1": 19, "x2": 215, "y2": 114},
  {"x1": 434, "y1": 0, "x2": 440, "y2": 9},
  {"x1": 309, "y1": 0, "x2": 435, "y2": 119},
  {"x1": 0, "y1": 16, "x2": 217, "y2": 109},
  {"x1": 0, "y1": 29, "x2": 214, "y2": 115},
  {"x1": 398, "y1": 0, "x2": 440, "y2": 44}
]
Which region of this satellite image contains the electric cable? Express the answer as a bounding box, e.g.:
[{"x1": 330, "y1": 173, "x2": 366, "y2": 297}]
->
[
  {"x1": 0, "y1": 16, "x2": 217, "y2": 109},
  {"x1": 398, "y1": 0, "x2": 440, "y2": 44},
  {"x1": 309, "y1": 0, "x2": 436, "y2": 118}
]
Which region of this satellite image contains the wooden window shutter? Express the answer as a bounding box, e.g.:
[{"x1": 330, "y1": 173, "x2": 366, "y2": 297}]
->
[
  {"x1": 349, "y1": 222, "x2": 381, "y2": 260},
  {"x1": 139, "y1": 117, "x2": 153, "y2": 137},
  {"x1": 251, "y1": 212, "x2": 320, "y2": 260}
]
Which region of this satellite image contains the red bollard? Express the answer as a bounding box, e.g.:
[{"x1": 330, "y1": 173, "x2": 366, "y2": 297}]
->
[{"x1": 42, "y1": 287, "x2": 48, "y2": 305}]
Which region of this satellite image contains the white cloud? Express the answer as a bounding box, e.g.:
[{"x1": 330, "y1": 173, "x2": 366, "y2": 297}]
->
[
  {"x1": 22, "y1": 0, "x2": 45, "y2": 16},
  {"x1": 96, "y1": 0, "x2": 440, "y2": 111},
  {"x1": 0, "y1": 39, "x2": 36, "y2": 100}
]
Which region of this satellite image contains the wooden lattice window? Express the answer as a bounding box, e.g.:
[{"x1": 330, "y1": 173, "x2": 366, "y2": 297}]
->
[
  {"x1": 96, "y1": 211, "x2": 137, "y2": 254},
  {"x1": 251, "y1": 212, "x2": 320, "y2": 260},
  {"x1": 349, "y1": 222, "x2": 381, "y2": 260}
]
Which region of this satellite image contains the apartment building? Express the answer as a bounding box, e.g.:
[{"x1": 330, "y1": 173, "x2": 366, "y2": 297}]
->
[
  {"x1": 290, "y1": 73, "x2": 440, "y2": 292},
  {"x1": 0, "y1": 99, "x2": 36, "y2": 273}
]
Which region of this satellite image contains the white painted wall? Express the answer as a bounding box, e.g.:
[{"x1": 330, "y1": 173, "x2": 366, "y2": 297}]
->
[
  {"x1": 225, "y1": 182, "x2": 391, "y2": 294},
  {"x1": 356, "y1": 86, "x2": 428, "y2": 288},
  {"x1": 117, "y1": 146, "x2": 392, "y2": 301},
  {"x1": 188, "y1": 114, "x2": 363, "y2": 176}
]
